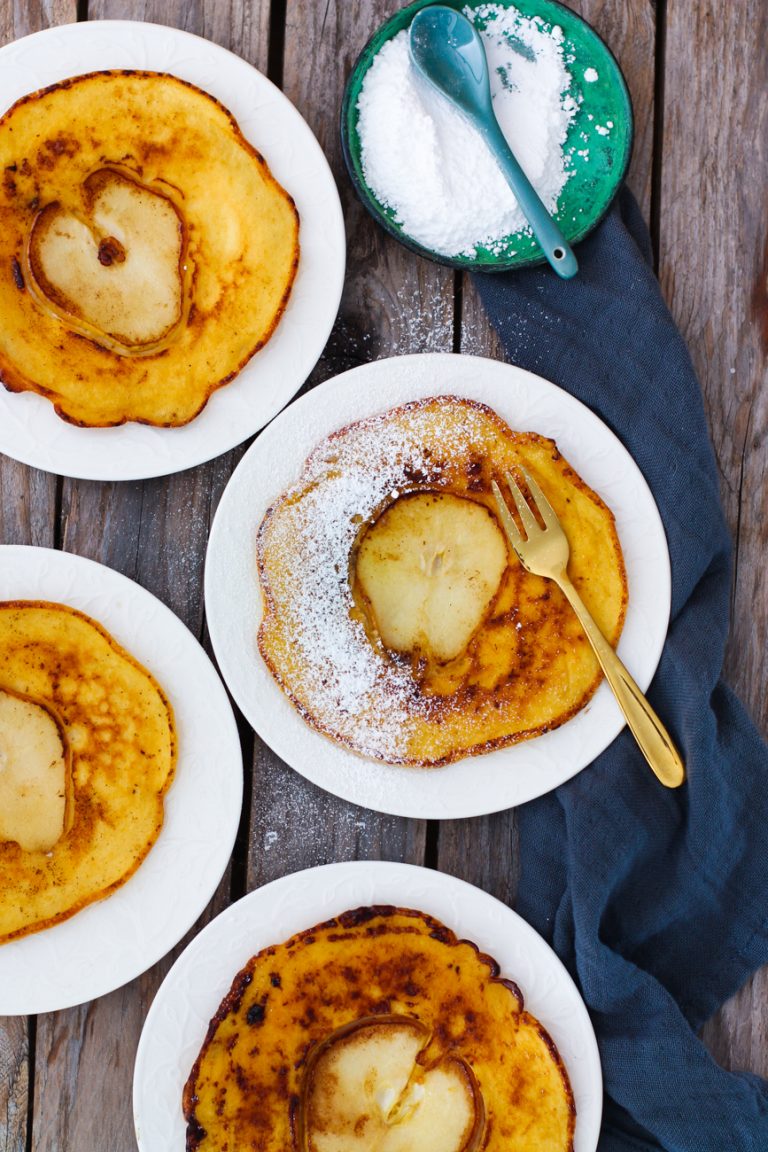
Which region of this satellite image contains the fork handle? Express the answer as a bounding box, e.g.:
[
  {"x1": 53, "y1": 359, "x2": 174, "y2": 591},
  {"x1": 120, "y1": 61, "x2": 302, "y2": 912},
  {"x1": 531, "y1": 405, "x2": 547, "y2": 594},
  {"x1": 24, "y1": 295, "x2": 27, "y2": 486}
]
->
[{"x1": 557, "y1": 572, "x2": 685, "y2": 788}]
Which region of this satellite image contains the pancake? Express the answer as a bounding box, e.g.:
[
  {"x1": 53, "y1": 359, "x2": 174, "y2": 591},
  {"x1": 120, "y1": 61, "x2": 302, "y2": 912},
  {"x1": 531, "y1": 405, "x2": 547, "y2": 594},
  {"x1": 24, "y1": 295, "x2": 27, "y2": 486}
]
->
[
  {"x1": 184, "y1": 906, "x2": 574, "y2": 1152},
  {"x1": 0, "y1": 70, "x2": 299, "y2": 427},
  {"x1": 257, "y1": 395, "x2": 628, "y2": 766},
  {"x1": 0, "y1": 600, "x2": 176, "y2": 943}
]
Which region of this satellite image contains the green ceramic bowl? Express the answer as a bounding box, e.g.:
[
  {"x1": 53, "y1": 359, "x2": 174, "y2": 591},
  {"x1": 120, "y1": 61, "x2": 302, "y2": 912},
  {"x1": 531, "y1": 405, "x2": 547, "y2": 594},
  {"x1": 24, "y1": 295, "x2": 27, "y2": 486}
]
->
[{"x1": 341, "y1": 0, "x2": 633, "y2": 271}]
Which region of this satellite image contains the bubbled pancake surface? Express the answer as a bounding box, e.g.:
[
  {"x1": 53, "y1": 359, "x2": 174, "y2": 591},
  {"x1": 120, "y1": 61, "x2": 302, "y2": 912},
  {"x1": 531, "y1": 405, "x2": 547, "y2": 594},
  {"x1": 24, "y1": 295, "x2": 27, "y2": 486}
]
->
[
  {"x1": 0, "y1": 70, "x2": 299, "y2": 427},
  {"x1": 0, "y1": 601, "x2": 176, "y2": 943}
]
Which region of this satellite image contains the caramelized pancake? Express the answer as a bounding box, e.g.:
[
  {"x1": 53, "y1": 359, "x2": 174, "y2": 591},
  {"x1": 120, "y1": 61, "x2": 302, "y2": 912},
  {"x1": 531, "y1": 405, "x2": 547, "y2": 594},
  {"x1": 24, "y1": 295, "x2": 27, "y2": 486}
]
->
[
  {"x1": 257, "y1": 395, "x2": 627, "y2": 766},
  {"x1": 183, "y1": 907, "x2": 575, "y2": 1152},
  {"x1": 0, "y1": 601, "x2": 176, "y2": 943},
  {"x1": 0, "y1": 70, "x2": 299, "y2": 426}
]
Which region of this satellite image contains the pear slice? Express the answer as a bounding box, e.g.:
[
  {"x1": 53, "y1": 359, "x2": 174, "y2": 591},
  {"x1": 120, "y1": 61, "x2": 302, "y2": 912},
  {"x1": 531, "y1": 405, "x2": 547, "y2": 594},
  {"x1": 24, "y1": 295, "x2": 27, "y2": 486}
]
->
[
  {"x1": 381, "y1": 1059, "x2": 485, "y2": 1152},
  {"x1": 355, "y1": 492, "x2": 508, "y2": 663},
  {"x1": 300, "y1": 1016, "x2": 484, "y2": 1152},
  {"x1": 0, "y1": 689, "x2": 69, "y2": 852},
  {"x1": 28, "y1": 167, "x2": 185, "y2": 351}
]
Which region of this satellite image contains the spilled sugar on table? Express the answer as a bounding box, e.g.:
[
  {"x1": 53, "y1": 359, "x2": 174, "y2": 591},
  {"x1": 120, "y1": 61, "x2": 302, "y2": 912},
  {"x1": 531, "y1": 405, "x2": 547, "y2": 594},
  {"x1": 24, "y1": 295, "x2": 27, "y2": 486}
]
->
[{"x1": 0, "y1": 0, "x2": 766, "y2": 1149}]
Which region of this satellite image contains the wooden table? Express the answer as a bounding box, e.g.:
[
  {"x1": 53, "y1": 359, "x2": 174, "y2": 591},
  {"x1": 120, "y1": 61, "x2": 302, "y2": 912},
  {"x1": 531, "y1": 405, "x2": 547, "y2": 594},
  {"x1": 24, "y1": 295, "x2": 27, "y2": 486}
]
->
[{"x1": 0, "y1": 1, "x2": 765, "y2": 1148}]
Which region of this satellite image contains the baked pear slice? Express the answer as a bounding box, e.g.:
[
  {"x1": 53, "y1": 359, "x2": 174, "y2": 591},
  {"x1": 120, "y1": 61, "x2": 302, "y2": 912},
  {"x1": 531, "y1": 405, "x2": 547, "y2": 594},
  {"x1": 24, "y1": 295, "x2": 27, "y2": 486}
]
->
[
  {"x1": 0, "y1": 688, "x2": 71, "y2": 853},
  {"x1": 0, "y1": 70, "x2": 299, "y2": 426},
  {"x1": 0, "y1": 601, "x2": 176, "y2": 943},
  {"x1": 257, "y1": 395, "x2": 627, "y2": 766},
  {"x1": 299, "y1": 1016, "x2": 485, "y2": 1152},
  {"x1": 183, "y1": 906, "x2": 574, "y2": 1152},
  {"x1": 356, "y1": 491, "x2": 509, "y2": 664}
]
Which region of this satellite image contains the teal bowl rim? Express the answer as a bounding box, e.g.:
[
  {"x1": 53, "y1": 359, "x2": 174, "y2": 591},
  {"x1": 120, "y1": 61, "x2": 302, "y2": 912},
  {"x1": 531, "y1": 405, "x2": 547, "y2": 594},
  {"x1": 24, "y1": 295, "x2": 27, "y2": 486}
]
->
[{"x1": 340, "y1": 0, "x2": 635, "y2": 272}]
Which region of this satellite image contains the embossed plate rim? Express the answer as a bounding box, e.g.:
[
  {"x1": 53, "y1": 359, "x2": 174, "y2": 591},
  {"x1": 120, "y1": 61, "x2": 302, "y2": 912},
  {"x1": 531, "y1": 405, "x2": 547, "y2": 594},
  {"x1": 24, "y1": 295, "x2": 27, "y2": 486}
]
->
[
  {"x1": 0, "y1": 545, "x2": 243, "y2": 1014},
  {"x1": 133, "y1": 859, "x2": 602, "y2": 1152},
  {"x1": 0, "y1": 20, "x2": 345, "y2": 480},
  {"x1": 205, "y1": 352, "x2": 671, "y2": 818}
]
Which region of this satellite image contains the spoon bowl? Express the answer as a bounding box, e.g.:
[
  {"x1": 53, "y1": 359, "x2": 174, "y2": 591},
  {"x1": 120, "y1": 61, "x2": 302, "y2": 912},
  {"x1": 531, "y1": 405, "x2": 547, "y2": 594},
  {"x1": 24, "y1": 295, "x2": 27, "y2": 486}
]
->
[
  {"x1": 409, "y1": 5, "x2": 578, "y2": 278},
  {"x1": 409, "y1": 5, "x2": 489, "y2": 120}
]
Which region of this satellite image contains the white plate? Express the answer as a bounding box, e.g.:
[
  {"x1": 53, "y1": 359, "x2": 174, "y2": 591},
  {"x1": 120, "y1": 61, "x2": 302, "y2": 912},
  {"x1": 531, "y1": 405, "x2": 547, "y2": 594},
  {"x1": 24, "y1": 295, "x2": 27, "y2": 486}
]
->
[
  {"x1": 0, "y1": 21, "x2": 345, "y2": 481},
  {"x1": 133, "y1": 860, "x2": 602, "y2": 1152},
  {"x1": 0, "y1": 546, "x2": 242, "y2": 1014},
  {"x1": 206, "y1": 352, "x2": 670, "y2": 819}
]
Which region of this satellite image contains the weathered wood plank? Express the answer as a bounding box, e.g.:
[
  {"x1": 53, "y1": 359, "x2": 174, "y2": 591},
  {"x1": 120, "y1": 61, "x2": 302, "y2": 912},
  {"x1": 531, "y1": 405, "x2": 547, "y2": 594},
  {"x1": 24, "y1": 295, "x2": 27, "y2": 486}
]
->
[
  {"x1": 0, "y1": 1017, "x2": 27, "y2": 1152},
  {"x1": 446, "y1": 0, "x2": 657, "y2": 916},
  {"x1": 86, "y1": 0, "x2": 270, "y2": 69},
  {"x1": 458, "y1": 0, "x2": 657, "y2": 415},
  {"x1": 436, "y1": 810, "x2": 519, "y2": 909},
  {"x1": 247, "y1": 743, "x2": 428, "y2": 889},
  {"x1": 246, "y1": 0, "x2": 455, "y2": 895},
  {"x1": 660, "y1": 0, "x2": 768, "y2": 1075},
  {"x1": 24, "y1": 5, "x2": 269, "y2": 1152},
  {"x1": 0, "y1": 8, "x2": 76, "y2": 1150},
  {"x1": 284, "y1": 0, "x2": 455, "y2": 375},
  {"x1": 0, "y1": 1, "x2": 69, "y2": 539},
  {"x1": 0, "y1": 1, "x2": 74, "y2": 46},
  {"x1": 0, "y1": 3, "x2": 764, "y2": 1151},
  {"x1": 573, "y1": 0, "x2": 656, "y2": 221},
  {"x1": 0, "y1": 466, "x2": 57, "y2": 550},
  {"x1": 32, "y1": 893, "x2": 234, "y2": 1152}
]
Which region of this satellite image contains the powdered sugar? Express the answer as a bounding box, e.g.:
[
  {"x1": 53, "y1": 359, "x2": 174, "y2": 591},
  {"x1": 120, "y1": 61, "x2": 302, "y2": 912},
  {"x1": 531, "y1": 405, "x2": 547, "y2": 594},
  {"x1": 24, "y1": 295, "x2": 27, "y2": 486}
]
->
[
  {"x1": 257, "y1": 399, "x2": 509, "y2": 763},
  {"x1": 356, "y1": 3, "x2": 577, "y2": 257},
  {"x1": 258, "y1": 410, "x2": 445, "y2": 761}
]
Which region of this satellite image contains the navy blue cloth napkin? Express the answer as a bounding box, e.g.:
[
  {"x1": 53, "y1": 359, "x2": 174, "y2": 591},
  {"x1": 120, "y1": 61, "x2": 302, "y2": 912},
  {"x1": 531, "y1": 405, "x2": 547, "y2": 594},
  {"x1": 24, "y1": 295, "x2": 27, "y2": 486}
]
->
[{"x1": 473, "y1": 189, "x2": 768, "y2": 1152}]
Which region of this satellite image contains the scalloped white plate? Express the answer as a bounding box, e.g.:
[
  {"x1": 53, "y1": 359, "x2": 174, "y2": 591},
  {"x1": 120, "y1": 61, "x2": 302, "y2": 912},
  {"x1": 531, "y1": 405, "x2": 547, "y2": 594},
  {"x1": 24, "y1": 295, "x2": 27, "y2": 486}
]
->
[
  {"x1": 205, "y1": 352, "x2": 671, "y2": 819},
  {"x1": 0, "y1": 21, "x2": 345, "y2": 480},
  {"x1": 133, "y1": 860, "x2": 602, "y2": 1151},
  {"x1": 0, "y1": 546, "x2": 242, "y2": 1014}
]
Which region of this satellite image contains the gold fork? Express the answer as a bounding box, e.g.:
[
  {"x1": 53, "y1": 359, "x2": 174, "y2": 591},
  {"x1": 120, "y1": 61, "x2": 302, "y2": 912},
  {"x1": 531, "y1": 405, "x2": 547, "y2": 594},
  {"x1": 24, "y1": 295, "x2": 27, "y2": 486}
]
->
[{"x1": 492, "y1": 468, "x2": 685, "y2": 788}]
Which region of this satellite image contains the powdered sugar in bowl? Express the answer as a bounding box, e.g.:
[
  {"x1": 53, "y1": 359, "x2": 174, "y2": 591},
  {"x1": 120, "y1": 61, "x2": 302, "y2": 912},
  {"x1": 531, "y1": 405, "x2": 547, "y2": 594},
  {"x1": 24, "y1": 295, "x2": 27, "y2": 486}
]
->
[{"x1": 341, "y1": 0, "x2": 633, "y2": 271}]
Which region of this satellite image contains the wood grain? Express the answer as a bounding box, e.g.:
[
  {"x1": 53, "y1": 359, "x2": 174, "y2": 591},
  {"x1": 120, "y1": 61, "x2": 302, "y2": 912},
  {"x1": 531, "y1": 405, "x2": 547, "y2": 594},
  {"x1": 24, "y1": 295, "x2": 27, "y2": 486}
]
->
[
  {"x1": 0, "y1": 10, "x2": 76, "y2": 1151},
  {"x1": 572, "y1": 0, "x2": 656, "y2": 220},
  {"x1": 90, "y1": 0, "x2": 270, "y2": 67},
  {"x1": 245, "y1": 0, "x2": 454, "y2": 894},
  {"x1": 1, "y1": 1, "x2": 766, "y2": 1149},
  {"x1": 0, "y1": 1, "x2": 71, "y2": 541},
  {"x1": 0, "y1": 1, "x2": 74, "y2": 45},
  {"x1": 31, "y1": 887, "x2": 234, "y2": 1152},
  {"x1": 660, "y1": 0, "x2": 768, "y2": 1075},
  {"x1": 19, "y1": 5, "x2": 270, "y2": 1152},
  {"x1": 285, "y1": 0, "x2": 455, "y2": 381},
  {"x1": 457, "y1": 0, "x2": 657, "y2": 417},
  {"x1": 0, "y1": 1016, "x2": 27, "y2": 1152}
]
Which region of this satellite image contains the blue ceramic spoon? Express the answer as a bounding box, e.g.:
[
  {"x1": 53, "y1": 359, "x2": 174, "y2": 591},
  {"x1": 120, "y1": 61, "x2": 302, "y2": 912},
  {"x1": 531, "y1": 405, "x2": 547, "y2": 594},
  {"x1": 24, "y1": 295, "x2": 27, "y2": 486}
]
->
[{"x1": 409, "y1": 5, "x2": 578, "y2": 278}]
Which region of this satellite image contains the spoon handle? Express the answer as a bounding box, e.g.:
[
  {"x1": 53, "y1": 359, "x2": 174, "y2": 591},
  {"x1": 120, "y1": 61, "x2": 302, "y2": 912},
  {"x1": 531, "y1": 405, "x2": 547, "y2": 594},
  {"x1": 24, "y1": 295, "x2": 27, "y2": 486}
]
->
[{"x1": 483, "y1": 119, "x2": 578, "y2": 279}]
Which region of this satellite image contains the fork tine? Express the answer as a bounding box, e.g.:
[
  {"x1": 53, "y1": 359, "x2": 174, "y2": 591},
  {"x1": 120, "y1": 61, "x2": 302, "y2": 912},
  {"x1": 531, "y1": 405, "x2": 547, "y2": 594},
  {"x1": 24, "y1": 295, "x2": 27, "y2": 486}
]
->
[
  {"x1": 491, "y1": 480, "x2": 523, "y2": 550},
  {"x1": 519, "y1": 466, "x2": 559, "y2": 530},
  {"x1": 503, "y1": 470, "x2": 539, "y2": 538}
]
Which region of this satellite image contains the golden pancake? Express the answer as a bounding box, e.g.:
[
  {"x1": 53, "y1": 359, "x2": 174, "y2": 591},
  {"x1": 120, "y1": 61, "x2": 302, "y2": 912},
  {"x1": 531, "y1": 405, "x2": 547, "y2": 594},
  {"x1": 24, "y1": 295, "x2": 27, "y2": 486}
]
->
[
  {"x1": 0, "y1": 70, "x2": 299, "y2": 427},
  {"x1": 0, "y1": 601, "x2": 176, "y2": 943},
  {"x1": 183, "y1": 907, "x2": 575, "y2": 1152},
  {"x1": 257, "y1": 395, "x2": 627, "y2": 766}
]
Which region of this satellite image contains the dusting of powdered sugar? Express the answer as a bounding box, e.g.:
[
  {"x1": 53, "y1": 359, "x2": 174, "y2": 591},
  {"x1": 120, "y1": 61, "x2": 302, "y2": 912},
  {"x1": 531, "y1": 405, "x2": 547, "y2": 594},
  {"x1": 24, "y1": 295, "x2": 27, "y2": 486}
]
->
[
  {"x1": 356, "y1": 3, "x2": 578, "y2": 257},
  {"x1": 258, "y1": 400, "x2": 493, "y2": 762}
]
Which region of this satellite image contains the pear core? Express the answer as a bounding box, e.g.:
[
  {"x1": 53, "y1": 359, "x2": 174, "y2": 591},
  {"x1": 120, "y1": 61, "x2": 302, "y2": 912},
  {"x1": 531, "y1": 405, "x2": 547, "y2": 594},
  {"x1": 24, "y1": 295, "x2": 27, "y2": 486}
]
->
[
  {"x1": 28, "y1": 167, "x2": 187, "y2": 353},
  {"x1": 355, "y1": 492, "x2": 508, "y2": 664},
  {"x1": 0, "y1": 689, "x2": 68, "y2": 852}
]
